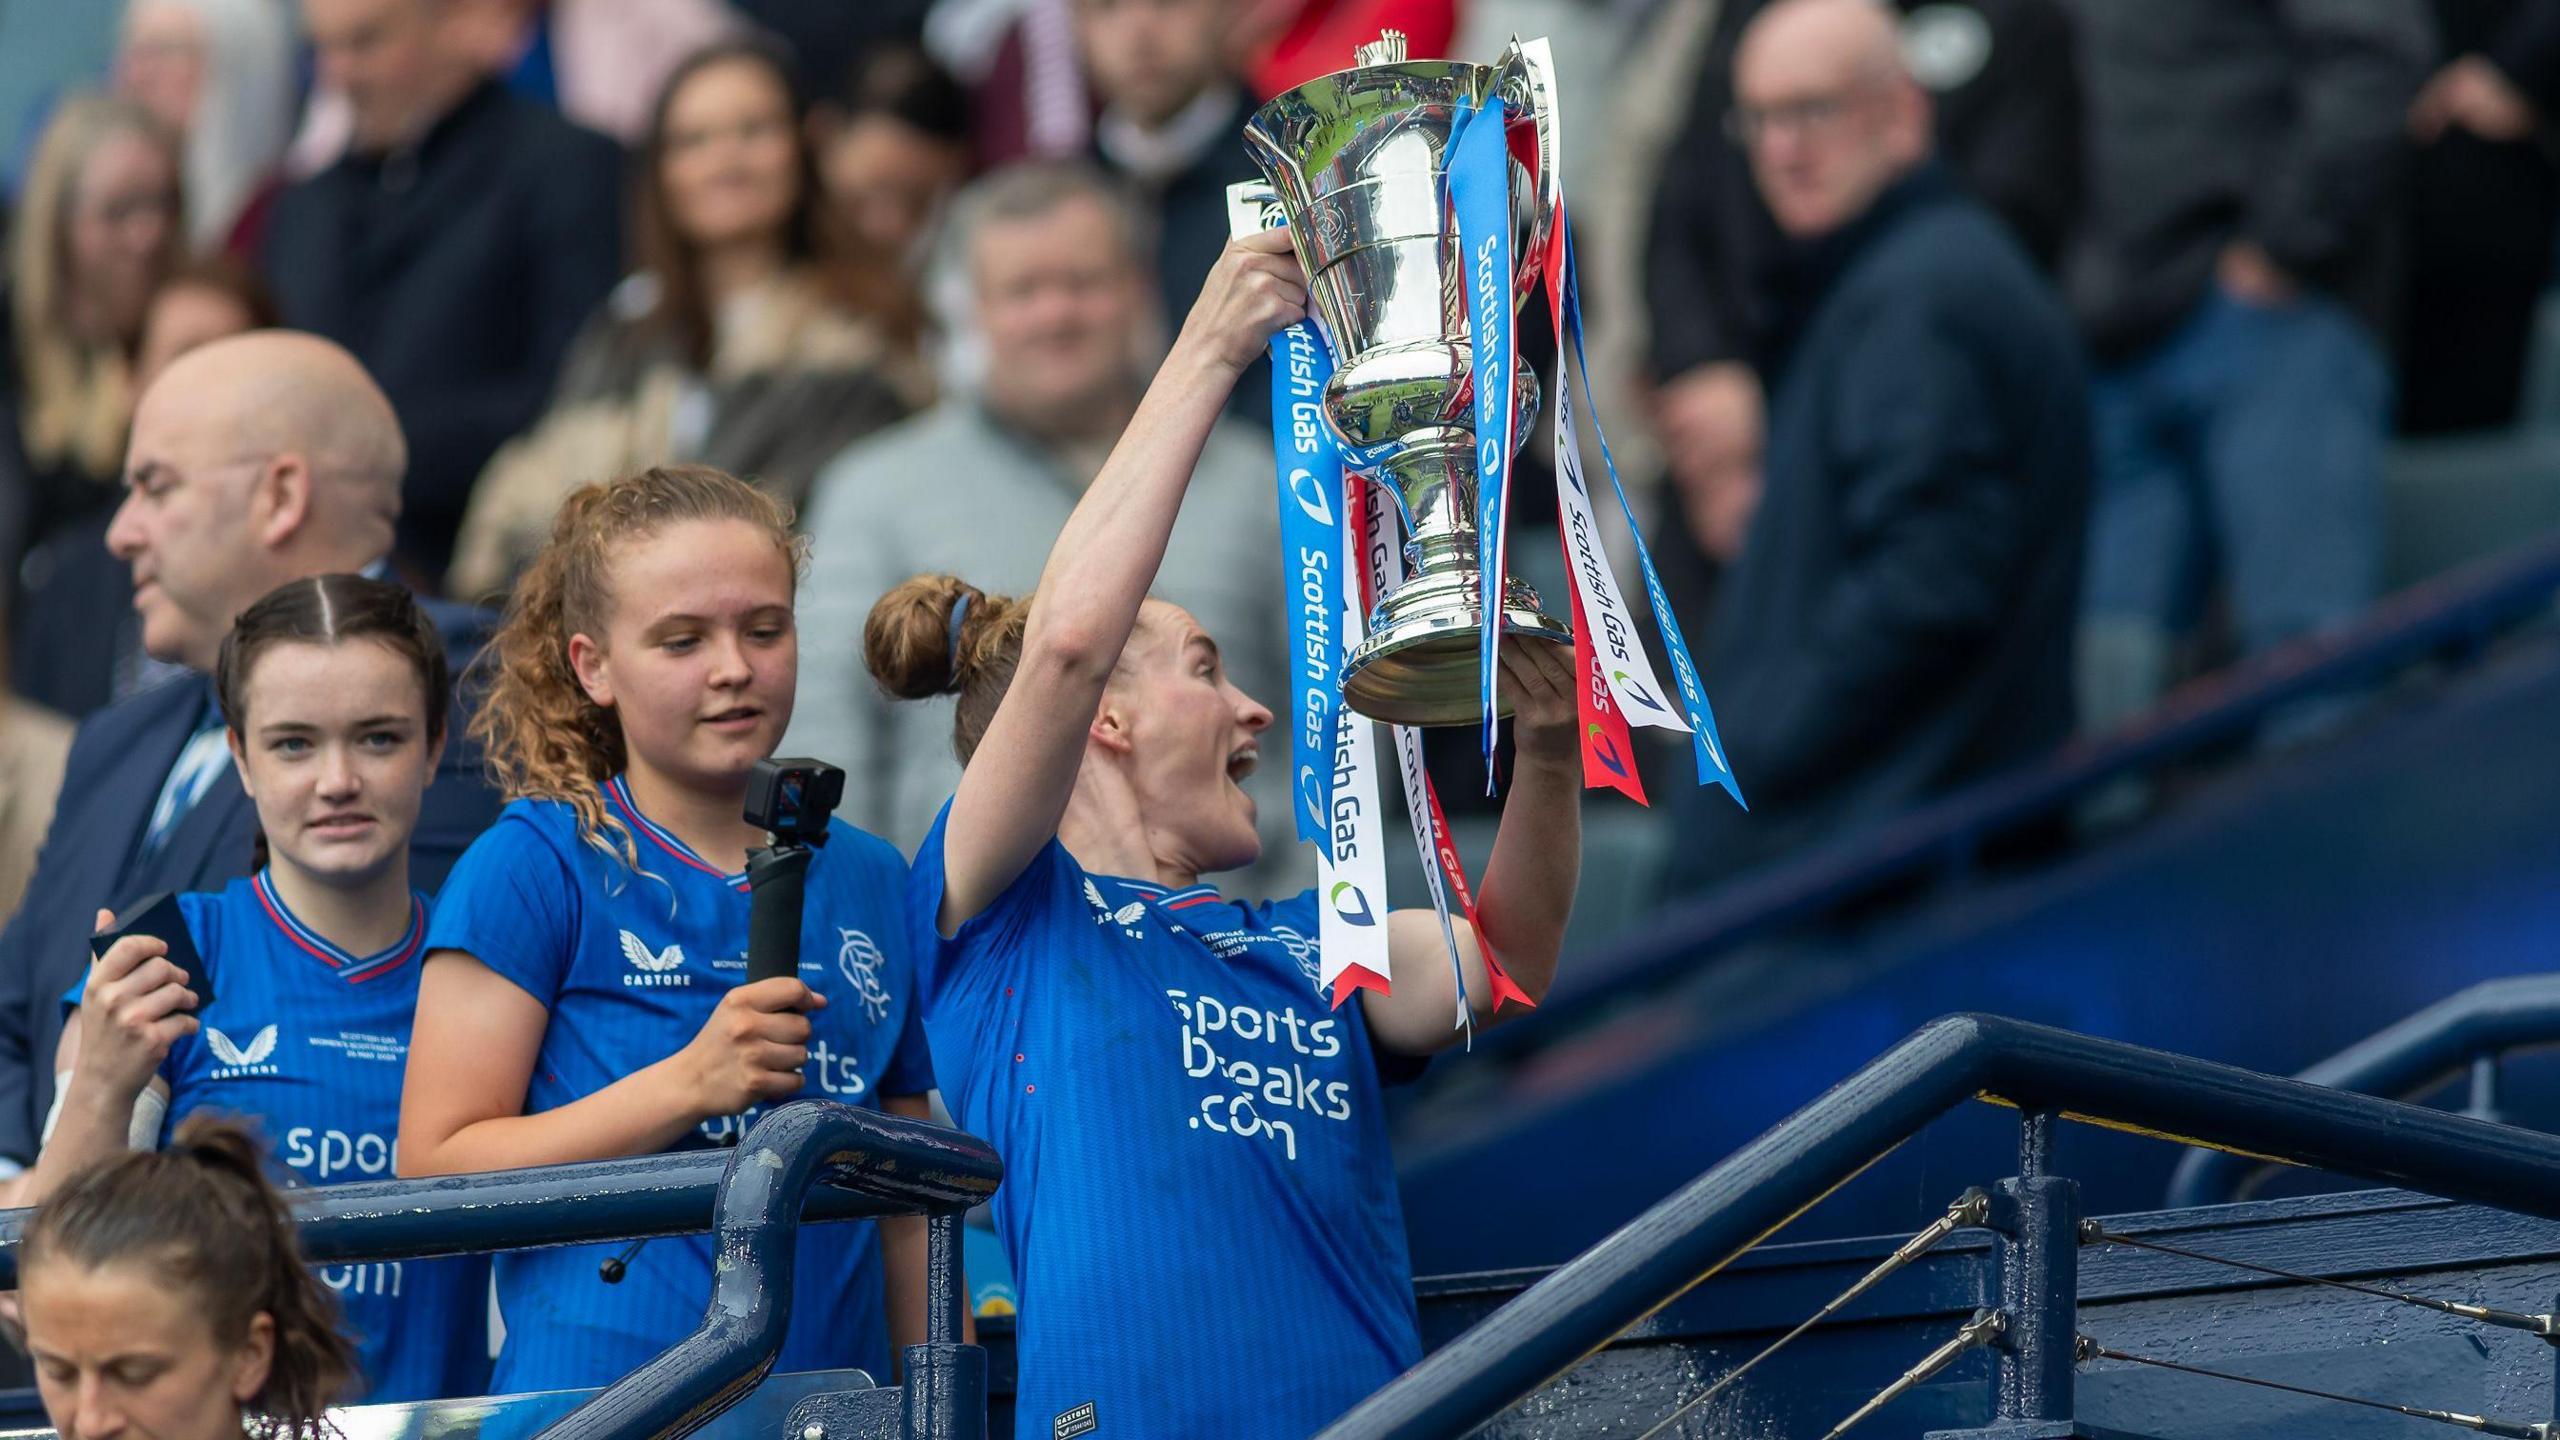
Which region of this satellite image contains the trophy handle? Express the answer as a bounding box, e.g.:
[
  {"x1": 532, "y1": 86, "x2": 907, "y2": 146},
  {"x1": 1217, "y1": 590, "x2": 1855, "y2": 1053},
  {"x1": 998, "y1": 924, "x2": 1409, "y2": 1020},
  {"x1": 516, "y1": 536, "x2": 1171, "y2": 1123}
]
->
[{"x1": 1492, "y1": 36, "x2": 1563, "y2": 303}]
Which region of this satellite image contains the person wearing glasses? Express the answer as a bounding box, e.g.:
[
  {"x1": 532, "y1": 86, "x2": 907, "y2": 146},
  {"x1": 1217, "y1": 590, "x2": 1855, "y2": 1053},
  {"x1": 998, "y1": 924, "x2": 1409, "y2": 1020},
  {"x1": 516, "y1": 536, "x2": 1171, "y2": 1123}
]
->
[{"x1": 1656, "y1": 0, "x2": 2090, "y2": 895}]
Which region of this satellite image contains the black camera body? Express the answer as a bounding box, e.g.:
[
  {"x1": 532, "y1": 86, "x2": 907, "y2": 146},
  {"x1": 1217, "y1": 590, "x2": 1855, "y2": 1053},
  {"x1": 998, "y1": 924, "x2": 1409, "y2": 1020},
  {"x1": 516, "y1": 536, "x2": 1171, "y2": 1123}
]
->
[
  {"x1": 744, "y1": 758, "x2": 844, "y2": 846},
  {"x1": 740, "y1": 758, "x2": 844, "y2": 989}
]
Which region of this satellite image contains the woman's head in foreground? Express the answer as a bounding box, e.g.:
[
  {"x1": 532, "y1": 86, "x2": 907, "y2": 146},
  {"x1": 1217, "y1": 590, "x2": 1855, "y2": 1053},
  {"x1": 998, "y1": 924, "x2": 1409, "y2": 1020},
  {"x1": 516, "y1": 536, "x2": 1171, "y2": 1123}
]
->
[{"x1": 21, "y1": 1115, "x2": 356, "y2": 1440}]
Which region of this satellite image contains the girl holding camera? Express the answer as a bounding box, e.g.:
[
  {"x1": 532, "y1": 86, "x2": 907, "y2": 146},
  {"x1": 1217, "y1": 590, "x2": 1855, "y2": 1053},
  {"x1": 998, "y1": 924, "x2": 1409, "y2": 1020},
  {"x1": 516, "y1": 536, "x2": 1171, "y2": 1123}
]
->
[
  {"x1": 396, "y1": 465, "x2": 934, "y2": 1392},
  {"x1": 28, "y1": 574, "x2": 486, "y2": 1402}
]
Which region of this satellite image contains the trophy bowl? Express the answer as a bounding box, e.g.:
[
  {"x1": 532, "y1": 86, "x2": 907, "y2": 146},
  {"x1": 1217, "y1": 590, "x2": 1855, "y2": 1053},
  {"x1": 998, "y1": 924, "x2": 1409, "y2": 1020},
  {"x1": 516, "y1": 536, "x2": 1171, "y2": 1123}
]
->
[{"x1": 1244, "y1": 32, "x2": 1574, "y2": 729}]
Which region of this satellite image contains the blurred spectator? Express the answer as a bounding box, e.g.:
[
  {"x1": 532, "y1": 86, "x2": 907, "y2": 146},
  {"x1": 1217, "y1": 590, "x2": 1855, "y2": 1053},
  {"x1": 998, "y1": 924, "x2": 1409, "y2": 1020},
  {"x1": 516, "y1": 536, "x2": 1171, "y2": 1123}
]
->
[
  {"x1": 114, "y1": 0, "x2": 301, "y2": 257},
  {"x1": 446, "y1": 38, "x2": 930, "y2": 600},
  {"x1": 0, "y1": 331, "x2": 498, "y2": 1176},
  {"x1": 1658, "y1": 0, "x2": 2088, "y2": 895},
  {"x1": 1567, "y1": 0, "x2": 1725, "y2": 597},
  {"x1": 2067, "y1": 0, "x2": 2430, "y2": 728},
  {"x1": 0, "y1": 10, "x2": 125, "y2": 196},
  {"x1": 816, "y1": 44, "x2": 974, "y2": 270},
  {"x1": 135, "y1": 253, "x2": 279, "y2": 392},
  {"x1": 1454, "y1": 0, "x2": 1640, "y2": 188},
  {"x1": 784, "y1": 162, "x2": 1296, "y2": 894},
  {"x1": 0, "y1": 649, "x2": 70, "y2": 929},
  {"x1": 927, "y1": 0, "x2": 1089, "y2": 165},
  {"x1": 2399, "y1": 0, "x2": 2560, "y2": 434},
  {"x1": 276, "y1": 0, "x2": 733, "y2": 173},
  {"x1": 497, "y1": 0, "x2": 739, "y2": 145},
  {"x1": 1076, "y1": 0, "x2": 1257, "y2": 359},
  {"x1": 1238, "y1": 0, "x2": 1459, "y2": 96},
  {"x1": 3, "y1": 97, "x2": 185, "y2": 720},
  {"x1": 1646, "y1": 0, "x2": 2079, "y2": 593},
  {"x1": 733, "y1": 0, "x2": 935, "y2": 106},
  {"x1": 263, "y1": 0, "x2": 624, "y2": 586}
]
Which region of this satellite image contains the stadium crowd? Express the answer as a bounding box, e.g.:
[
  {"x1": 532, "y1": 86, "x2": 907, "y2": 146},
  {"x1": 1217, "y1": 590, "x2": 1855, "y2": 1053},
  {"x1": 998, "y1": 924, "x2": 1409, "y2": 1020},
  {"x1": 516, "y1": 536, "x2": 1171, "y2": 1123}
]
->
[{"x1": 0, "y1": 0, "x2": 2550, "y2": 1435}]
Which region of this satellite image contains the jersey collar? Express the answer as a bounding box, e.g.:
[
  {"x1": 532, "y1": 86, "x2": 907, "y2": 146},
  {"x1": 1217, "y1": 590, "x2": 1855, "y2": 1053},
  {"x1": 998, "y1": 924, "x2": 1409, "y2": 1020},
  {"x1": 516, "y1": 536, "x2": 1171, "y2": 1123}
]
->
[
  {"x1": 1102, "y1": 876, "x2": 1226, "y2": 912},
  {"x1": 252, "y1": 871, "x2": 428, "y2": 983},
  {"x1": 606, "y1": 775, "x2": 752, "y2": 891}
]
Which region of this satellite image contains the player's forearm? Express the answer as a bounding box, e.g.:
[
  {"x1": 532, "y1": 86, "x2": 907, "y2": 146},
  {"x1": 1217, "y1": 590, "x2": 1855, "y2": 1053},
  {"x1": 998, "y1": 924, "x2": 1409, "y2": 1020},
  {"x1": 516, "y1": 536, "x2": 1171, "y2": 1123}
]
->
[
  {"x1": 881, "y1": 1213, "x2": 929, "y2": 1363},
  {"x1": 23, "y1": 1076, "x2": 148, "y2": 1207},
  {"x1": 397, "y1": 1059, "x2": 707, "y2": 1175},
  {"x1": 1474, "y1": 750, "x2": 1582, "y2": 1012}
]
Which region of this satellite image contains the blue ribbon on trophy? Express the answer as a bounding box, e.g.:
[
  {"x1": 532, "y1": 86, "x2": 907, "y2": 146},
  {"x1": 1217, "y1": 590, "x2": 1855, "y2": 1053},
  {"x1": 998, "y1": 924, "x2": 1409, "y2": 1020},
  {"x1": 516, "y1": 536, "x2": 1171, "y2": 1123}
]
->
[
  {"x1": 1445, "y1": 93, "x2": 1518, "y2": 787},
  {"x1": 1267, "y1": 311, "x2": 1349, "y2": 846}
]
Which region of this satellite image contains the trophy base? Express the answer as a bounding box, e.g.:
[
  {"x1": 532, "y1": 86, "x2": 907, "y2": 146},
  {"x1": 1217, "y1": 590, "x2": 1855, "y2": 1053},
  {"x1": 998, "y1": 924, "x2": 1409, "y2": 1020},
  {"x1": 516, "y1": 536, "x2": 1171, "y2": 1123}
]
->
[{"x1": 1343, "y1": 573, "x2": 1573, "y2": 727}]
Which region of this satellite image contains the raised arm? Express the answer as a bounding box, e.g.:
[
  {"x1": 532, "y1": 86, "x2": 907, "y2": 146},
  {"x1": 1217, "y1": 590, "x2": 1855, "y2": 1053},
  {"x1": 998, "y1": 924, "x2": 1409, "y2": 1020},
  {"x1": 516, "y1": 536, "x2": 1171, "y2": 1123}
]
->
[
  {"x1": 936, "y1": 230, "x2": 1308, "y2": 931},
  {"x1": 1365, "y1": 639, "x2": 1584, "y2": 1055}
]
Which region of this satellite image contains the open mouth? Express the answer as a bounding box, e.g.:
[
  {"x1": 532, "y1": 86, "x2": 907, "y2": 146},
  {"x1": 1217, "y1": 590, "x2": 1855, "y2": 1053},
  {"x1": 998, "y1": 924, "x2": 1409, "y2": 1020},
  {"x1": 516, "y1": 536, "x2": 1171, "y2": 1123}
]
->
[
  {"x1": 309, "y1": 814, "x2": 374, "y2": 837},
  {"x1": 703, "y1": 705, "x2": 764, "y2": 730},
  {"x1": 1226, "y1": 745, "x2": 1259, "y2": 785}
]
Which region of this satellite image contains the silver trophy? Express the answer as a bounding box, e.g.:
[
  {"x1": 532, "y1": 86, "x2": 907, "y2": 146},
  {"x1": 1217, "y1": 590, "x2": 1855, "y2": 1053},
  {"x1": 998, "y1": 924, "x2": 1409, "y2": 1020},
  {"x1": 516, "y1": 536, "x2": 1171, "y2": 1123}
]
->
[{"x1": 1242, "y1": 31, "x2": 1573, "y2": 728}]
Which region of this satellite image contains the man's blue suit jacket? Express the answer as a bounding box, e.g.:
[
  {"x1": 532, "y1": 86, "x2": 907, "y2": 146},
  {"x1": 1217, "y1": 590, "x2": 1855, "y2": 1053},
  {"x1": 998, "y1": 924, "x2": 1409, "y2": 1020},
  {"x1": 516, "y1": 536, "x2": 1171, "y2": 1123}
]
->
[{"x1": 0, "y1": 597, "x2": 499, "y2": 1162}]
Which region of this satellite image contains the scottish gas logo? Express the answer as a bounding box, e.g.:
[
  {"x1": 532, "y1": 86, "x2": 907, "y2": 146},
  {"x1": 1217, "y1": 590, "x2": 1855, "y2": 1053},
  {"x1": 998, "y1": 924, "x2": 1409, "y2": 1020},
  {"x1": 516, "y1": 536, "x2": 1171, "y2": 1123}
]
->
[
  {"x1": 1288, "y1": 465, "x2": 1333, "y2": 525},
  {"x1": 1328, "y1": 880, "x2": 1377, "y2": 927},
  {"x1": 1585, "y1": 722, "x2": 1629, "y2": 778},
  {"x1": 1612, "y1": 668, "x2": 1668, "y2": 715}
]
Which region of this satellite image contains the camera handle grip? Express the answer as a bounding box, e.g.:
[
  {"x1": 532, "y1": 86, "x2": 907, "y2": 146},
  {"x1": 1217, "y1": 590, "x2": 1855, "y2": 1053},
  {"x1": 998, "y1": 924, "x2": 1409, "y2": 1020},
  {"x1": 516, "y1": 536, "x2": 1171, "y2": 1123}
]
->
[
  {"x1": 744, "y1": 842, "x2": 813, "y2": 985},
  {"x1": 607, "y1": 840, "x2": 813, "y2": 1287}
]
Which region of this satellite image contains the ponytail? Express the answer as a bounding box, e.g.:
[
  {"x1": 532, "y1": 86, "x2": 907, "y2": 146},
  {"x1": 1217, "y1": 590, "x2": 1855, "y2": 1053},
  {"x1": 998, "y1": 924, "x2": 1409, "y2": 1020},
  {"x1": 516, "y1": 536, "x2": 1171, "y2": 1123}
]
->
[
  {"x1": 22, "y1": 1115, "x2": 357, "y2": 1439},
  {"x1": 471, "y1": 464, "x2": 804, "y2": 866},
  {"x1": 864, "y1": 575, "x2": 1032, "y2": 765}
]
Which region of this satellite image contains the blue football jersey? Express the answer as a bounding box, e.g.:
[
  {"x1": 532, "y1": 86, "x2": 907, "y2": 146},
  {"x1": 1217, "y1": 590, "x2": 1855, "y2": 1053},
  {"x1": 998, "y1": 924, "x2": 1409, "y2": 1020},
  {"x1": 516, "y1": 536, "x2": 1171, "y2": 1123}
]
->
[
  {"x1": 424, "y1": 777, "x2": 932, "y2": 1393},
  {"x1": 127, "y1": 875, "x2": 492, "y2": 1403},
  {"x1": 908, "y1": 806, "x2": 1422, "y2": 1440}
]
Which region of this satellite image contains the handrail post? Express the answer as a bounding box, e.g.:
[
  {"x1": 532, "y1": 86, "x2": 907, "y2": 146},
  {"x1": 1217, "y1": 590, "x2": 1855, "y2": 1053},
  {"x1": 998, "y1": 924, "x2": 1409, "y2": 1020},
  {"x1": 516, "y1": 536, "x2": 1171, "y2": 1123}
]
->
[
  {"x1": 2017, "y1": 1108, "x2": 2057, "y2": 1182},
  {"x1": 2002, "y1": 1110, "x2": 2079, "y2": 1431},
  {"x1": 894, "y1": 1213, "x2": 986, "y2": 1440},
  {"x1": 1929, "y1": 1111, "x2": 2089, "y2": 1440},
  {"x1": 1993, "y1": 1174, "x2": 2080, "y2": 1428},
  {"x1": 928, "y1": 1213, "x2": 963, "y2": 1347}
]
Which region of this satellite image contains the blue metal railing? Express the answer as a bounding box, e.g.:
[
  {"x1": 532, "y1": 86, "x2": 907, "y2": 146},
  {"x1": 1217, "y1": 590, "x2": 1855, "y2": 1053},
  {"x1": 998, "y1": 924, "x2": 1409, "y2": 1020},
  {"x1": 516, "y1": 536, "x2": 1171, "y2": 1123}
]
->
[
  {"x1": 536, "y1": 1103, "x2": 988, "y2": 1440},
  {"x1": 2169, "y1": 973, "x2": 2560, "y2": 1207},
  {"x1": 0, "y1": 1101, "x2": 1004, "y2": 1440},
  {"x1": 1478, "y1": 532, "x2": 2560, "y2": 1056},
  {"x1": 0, "y1": 1100, "x2": 1001, "y2": 1284},
  {"x1": 1322, "y1": 1013, "x2": 2560, "y2": 1440}
]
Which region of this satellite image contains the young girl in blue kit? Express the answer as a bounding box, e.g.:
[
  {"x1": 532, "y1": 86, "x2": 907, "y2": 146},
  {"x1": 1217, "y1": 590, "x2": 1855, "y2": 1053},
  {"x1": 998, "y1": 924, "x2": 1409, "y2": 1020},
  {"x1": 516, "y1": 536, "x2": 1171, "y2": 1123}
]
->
[
  {"x1": 868, "y1": 230, "x2": 1587, "y2": 1437},
  {"x1": 31, "y1": 573, "x2": 487, "y2": 1403},
  {"x1": 396, "y1": 464, "x2": 935, "y2": 1393}
]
